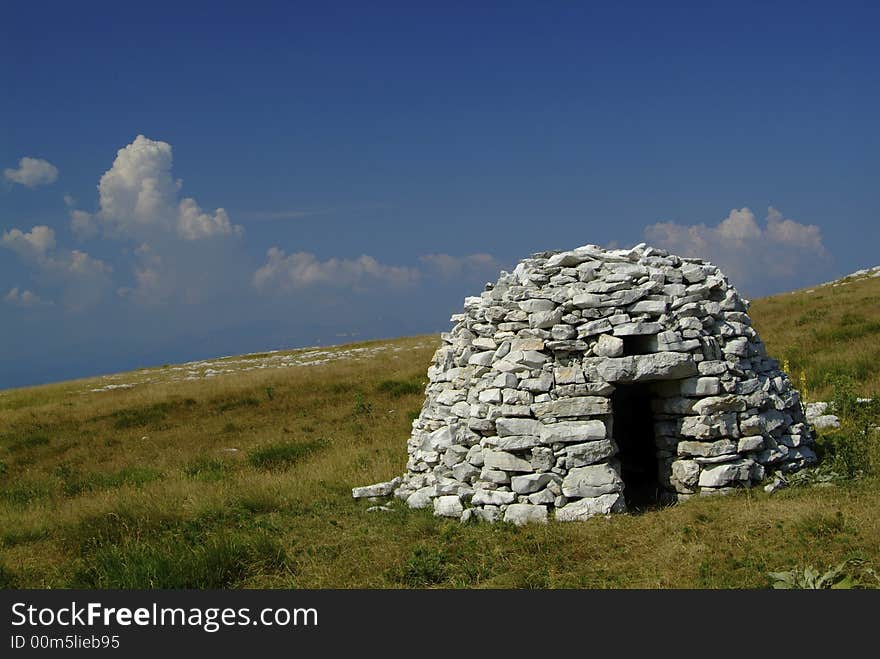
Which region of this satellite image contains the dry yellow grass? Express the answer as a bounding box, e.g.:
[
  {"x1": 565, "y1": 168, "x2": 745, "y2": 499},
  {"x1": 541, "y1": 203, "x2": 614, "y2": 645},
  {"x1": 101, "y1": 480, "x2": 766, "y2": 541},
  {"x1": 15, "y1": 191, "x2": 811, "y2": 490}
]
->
[{"x1": 750, "y1": 274, "x2": 880, "y2": 400}]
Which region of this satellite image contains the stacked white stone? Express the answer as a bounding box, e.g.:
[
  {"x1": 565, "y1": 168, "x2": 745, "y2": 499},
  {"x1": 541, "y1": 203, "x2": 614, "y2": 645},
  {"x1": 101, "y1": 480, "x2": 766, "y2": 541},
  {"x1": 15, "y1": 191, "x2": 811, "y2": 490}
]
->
[{"x1": 353, "y1": 243, "x2": 816, "y2": 524}]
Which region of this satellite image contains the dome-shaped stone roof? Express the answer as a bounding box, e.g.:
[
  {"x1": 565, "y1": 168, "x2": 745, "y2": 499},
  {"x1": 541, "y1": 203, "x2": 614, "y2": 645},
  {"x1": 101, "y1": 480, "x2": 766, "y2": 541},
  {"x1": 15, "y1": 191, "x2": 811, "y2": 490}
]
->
[{"x1": 353, "y1": 243, "x2": 816, "y2": 524}]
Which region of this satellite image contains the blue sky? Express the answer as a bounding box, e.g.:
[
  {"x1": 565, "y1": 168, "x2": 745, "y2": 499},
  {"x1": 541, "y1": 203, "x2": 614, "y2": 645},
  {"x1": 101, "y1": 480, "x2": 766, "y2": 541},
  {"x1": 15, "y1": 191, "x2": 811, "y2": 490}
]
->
[{"x1": 1, "y1": 1, "x2": 878, "y2": 389}]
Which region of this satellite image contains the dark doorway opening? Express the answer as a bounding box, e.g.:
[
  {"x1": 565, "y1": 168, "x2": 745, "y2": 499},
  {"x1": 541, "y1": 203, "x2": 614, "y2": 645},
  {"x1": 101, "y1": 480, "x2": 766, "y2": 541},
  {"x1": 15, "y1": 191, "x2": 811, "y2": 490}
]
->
[
  {"x1": 612, "y1": 383, "x2": 661, "y2": 510},
  {"x1": 621, "y1": 334, "x2": 655, "y2": 355}
]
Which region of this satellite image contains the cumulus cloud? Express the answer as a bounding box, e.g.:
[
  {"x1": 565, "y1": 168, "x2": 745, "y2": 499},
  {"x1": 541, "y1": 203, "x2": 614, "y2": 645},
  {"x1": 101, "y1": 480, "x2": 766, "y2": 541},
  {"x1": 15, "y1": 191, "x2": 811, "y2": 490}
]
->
[
  {"x1": 644, "y1": 206, "x2": 830, "y2": 292},
  {"x1": 3, "y1": 157, "x2": 59, "y2": 188},
  {"x1": 177, "y1": 199, "x2": 239, "y2": 240},
  {"x1": 73, "y1": 135, "x2": 241, "y2": 241},
  {"x1": 4, "y1": 287, "x2": 53, "y2": 308},
  {"x1": 58, "y1": 250, "x2": 112, "y2": 278},
  {"x1": 419, "y1": 253, "x2": 500, "y2": 281},
  {"x1": 1, "y1": 224, "x2": 112, "y2": 310},
  {"x1": 253, "y1": 248, "x2": 421, "y2": 292},
  {"x1": 117, "y1": 243, "x2": 169, "y2": 305},
  {"x1": 2, "y1": 225, "x2": 57, "y2": 258},
  {"x1": 69, "y1": 209, "x2": 99, "y2": 239}
]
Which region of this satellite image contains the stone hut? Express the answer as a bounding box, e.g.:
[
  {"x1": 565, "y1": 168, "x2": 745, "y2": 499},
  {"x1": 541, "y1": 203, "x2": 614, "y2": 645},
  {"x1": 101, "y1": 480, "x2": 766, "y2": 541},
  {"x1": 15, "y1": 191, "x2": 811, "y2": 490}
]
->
[{"x1": 353, "y1": 243, "x2": 817, "y2": 524}]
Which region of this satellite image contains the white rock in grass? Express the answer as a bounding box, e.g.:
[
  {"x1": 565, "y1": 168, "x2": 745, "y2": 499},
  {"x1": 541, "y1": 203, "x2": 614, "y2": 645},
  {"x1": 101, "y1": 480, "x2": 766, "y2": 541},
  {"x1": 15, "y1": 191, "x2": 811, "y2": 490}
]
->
[
  {"x1": 471, "y1": 489, "x2": 516, "y2": 506},
  {"x1": 433, "y1": 495, "x2": 463, "y2": 518},
  {"x1": 406, "y1": 486, "x2": 437, "y2": 509},
  {"x1": 555, "y1": 493, "x2": 626, "y2": 521},
  {"x1": 503, "y1": 503, "x2": 548, "y2": 525},
  {"x1": 352, "y1": 477, "x2": 401, "y2": 499},
  {"x1": 698, "y1": 459, "x2": 754, "y2": 488}
]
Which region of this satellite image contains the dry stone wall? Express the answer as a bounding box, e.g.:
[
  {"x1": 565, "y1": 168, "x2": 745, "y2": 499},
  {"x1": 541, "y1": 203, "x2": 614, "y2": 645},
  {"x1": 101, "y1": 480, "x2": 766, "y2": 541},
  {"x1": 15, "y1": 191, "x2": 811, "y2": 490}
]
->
[{"x1": 353, "y1": 243, "x2": 816, "y2": 524}]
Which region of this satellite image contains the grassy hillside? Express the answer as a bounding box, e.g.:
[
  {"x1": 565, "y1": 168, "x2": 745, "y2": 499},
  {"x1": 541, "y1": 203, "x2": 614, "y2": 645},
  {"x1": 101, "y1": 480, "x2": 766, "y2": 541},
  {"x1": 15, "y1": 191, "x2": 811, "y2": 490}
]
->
[
  {"x1": 750, "y1": 272, "x2": 880, "y2": 401},
  {"x1": 1, "y1": 276, "x2": 878, "y2": 589}
]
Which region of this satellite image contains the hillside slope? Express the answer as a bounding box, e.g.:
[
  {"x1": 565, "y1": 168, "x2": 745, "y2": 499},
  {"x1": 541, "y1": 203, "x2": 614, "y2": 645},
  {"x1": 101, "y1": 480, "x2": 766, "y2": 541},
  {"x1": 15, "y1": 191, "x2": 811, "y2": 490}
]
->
[
  {"x1": 0, "y1": 277, "x2": 878, "y2": 589},
  {"x1": 750, "y1": 267, "x2": 880, "y2": 400}
]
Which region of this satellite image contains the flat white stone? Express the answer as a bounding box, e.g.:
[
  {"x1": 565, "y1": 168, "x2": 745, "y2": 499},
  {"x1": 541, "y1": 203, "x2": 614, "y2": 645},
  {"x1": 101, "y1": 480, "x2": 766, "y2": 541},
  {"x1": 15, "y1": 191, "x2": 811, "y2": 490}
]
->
[
  {"x1": 532, "y1": 396, "x2": 610, "y2": 419},
  {"x1": 593, "y1": 333, "x2": 624, "y2": 358},
  {"x1": 555, "y1": 493, "x2": 626, "y2": 521},
  {"x1": 671, "y1": 460, "x2": 700, "y2": 488},
  {"x1": 564, "y1": 439, "x2": 617, "y2": 467},
  {"x1": 406, "y1": 486, "x2": 437, "y2": 509},
  {"x1": 503, "y1": 503, "x2": 548, "y2": 525},
  {"x1": 510, "y1": 472, "x2": 557, "y2": 494},
  {"x1": 496, "y1": 417, "x2": 544, "y2": 437},
  {"x1": 698, "y1": 458, "x2": 754, "y2": 488},
  {"x1": 433, "y1": 495, "x2": 464, "y2": 518},
  {"x1": 352, "y1": 477, "x2": 402, "y2": 499},
  {"x1": 529, "y1": 308, "x2": 564, "y2": 329},
  {"x1": 540, "y1": 420, "x2": 606, "y2": 444},
  {"x1": 595, "y1": 352, "x2": 698, "y2": 383},
  {"x1": 554, "y1": 365, "x2": 584, "y2": 384},
  {"x1": 482, "y1": 450, "x2": 533, "y2": 472},
  {"x1": 519, "y1": 298, "x2": 556, "y2": 313},
  {"x1": 561, "y1": 463, "x2": 623, "y2": 498},
  {"x1": 692, "y1": 395, "x2": 747, "y2": 415},
  {"x1": 471, "y1": 488, "x2": 517, "y2": 505}
]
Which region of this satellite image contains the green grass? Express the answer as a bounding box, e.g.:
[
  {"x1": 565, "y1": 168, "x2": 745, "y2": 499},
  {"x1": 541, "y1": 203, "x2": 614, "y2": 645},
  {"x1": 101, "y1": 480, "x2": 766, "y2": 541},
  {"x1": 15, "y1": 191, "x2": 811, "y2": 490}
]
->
[
  {"x1": 0, "y1": 274, "x2": 878, "y2": 589},
  {"x1": 248, "y1": 440, "x2": 329, "y2": 470},
  {"x1": 93, "y1": 398, "x2": 197, "y2": 429},
  {"x1": 184, "y1": 458, "x2": 233, "y2": 482},
  {"x1": 750, "y1": 275, "x2": 880, "y2": 400},
  {"x1": 377, "y1": 378, "x2": 424, "y2": 398},
  {"x1": 57, "y1": 465, "x2": 164, "y2": 496},
  {"x1": 216, "y1": 397, "x2": 261, "y2": 412},
  {"x1": 73, "y1": 529, "x2": 289, "y2": 589},
  {"x1": 3, "y1": 432, "x2": 51, "y2": 452}
]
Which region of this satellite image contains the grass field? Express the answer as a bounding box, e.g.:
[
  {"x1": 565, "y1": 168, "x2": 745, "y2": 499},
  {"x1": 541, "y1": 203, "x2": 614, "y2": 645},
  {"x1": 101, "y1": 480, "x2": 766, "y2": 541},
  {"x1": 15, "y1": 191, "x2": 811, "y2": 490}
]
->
[{"x1": 1, "y1": 275, "x2": 878, "y2": 589}]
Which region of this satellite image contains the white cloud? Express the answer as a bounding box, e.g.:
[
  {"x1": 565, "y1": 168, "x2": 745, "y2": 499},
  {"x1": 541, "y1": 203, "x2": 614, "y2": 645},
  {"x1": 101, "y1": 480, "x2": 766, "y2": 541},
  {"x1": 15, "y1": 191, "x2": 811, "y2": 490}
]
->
[
  {"x1": 253, "y1": 248, "x2": 421, "y2": 292},
  {"x1": 644, "y1": 206, "x2": 830, "y2": 291},
  {"x1": 1, "y1": 225, "x2": 57, "y2": 258},
  {"x1": 1, "y1": 224, "x2": 112, "y2": 310},
  {"x1": 4, "y1": 287, "x2": 53, "y2": 308},
  {"x1": 3, "y1": 157, "x2": 59, "y2": 188},
  {"x1": 419, "y1": 253, "x2": 500, "y2": 281},
  {"x1": 177, "y1": 198, "x2": 240, "y2": 240},
  {"x1": 117, "y1": 243, "x2": 169, "y2": 305},
  {"x1": 59, "y1": 250, "x2": 112, "y2": 278},
  {"x1": 75, "y1": 134, "x2": 242, "y2": 241},
  {"x1": 70, "y1": 209, "x2": 99, "y2": 239}
]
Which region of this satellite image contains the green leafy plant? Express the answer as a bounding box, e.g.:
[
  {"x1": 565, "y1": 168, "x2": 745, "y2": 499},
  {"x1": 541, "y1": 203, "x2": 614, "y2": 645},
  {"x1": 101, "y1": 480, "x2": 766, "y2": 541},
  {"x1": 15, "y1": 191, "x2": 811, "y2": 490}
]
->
[
  {"x1": 784, "y1": 463, "x2": 842, "y2": 487},
  {"x1": 809, "y1": 377, "x2": 880, "y2": 480},
  {"x1": 353, "y1": 392, "x2": 373, "y2": 416},
  {"x1": 769, "y1": 563, "x2": 855, "y2": 589},
  {"x1": 768, "y1": 559, "x2": 877, "y2": 589},
  {"x1": 0, "y1": 563, "x2": 18, "y2": 588},
  {"x1": 400, "y1": 547, "x2": 448, "y2": 587}
]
